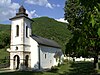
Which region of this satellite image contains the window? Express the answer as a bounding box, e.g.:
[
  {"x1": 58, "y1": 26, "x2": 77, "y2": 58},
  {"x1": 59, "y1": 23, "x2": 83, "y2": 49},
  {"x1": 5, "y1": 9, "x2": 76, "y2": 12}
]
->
[
  {"x1": 26, "y1": 26, "x2": 28, "y2": 37},
  {"x1": 45, "y1": 54, "x2": 46, "y2": 59},
  {"x1": 16, "y1": 25, "x2": 19, "y2": 36}
]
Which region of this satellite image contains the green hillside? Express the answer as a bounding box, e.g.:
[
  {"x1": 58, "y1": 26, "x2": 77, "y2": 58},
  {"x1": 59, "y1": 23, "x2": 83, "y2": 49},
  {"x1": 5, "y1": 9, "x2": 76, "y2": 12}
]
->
[
  {"x1": 0, "y1": 17, "x2": 72, "y2": 53},
  {"x1": 0, "y1": 24, "x2": 10, "y2": 49},
  {"x1": 0, "y1": 24, "x2": 10, "y2": 32},
  {"x1": 32, "y1": 17, "x2": 72, "y2": 52}
]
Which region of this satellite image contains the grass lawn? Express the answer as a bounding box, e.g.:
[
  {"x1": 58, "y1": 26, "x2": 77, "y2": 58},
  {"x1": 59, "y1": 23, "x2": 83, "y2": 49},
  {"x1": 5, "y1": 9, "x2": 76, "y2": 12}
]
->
[
  {"x1": 0, "y1": 60, "x2": 100, "y2": 75},
  {"x1": 0, "y1": 48, "x2": 9, "y2": 65},
  {"x1": 0, "y1": 49, "x2": 9, "y2": 60}
]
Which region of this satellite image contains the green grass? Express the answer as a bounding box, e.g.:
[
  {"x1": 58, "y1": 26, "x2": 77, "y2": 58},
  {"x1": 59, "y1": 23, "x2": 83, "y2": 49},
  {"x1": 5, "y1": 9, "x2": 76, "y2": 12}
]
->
[
  {"x1": 0, "y1": 61, "x2": 100, "y2": 75},
  {"x1": 0, "y1": 48, "x2": 9, "y2": 64},
  {"x1": 0, "y1": 49, "x2": 9, "y2": 59}
]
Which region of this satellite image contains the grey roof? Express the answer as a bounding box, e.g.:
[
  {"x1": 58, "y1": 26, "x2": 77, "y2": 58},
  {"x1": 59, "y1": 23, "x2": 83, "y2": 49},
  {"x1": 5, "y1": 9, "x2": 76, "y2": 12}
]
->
[
  {"x1": 9, "y1": 14, "x2": 34, "y2": 22},
  {"x1": 31, "y1": 35, "x2": 61, "y2": 48}
]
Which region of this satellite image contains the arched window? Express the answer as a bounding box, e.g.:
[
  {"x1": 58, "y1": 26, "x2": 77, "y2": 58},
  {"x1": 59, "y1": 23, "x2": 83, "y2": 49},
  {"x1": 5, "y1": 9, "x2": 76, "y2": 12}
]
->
[
  {"x1": 16, "y1": 25, "x2": 19, "y2": 36},
  {"x1": 26, "y1": 26, "x2": 28, "y2": 37}
]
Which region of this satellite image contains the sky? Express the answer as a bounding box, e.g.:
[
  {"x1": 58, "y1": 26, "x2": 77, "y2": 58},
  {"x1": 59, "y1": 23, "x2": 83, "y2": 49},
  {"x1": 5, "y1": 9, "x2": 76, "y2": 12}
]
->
[{"x1": 0, "y1": 0, "x2": 67, "y2": 24}]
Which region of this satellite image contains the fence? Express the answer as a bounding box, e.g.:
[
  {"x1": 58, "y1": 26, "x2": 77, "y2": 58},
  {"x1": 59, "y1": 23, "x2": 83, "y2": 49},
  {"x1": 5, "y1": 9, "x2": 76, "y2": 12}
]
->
[{"x1": 66, "y1": 56, "x2": 94, "y2": 62}]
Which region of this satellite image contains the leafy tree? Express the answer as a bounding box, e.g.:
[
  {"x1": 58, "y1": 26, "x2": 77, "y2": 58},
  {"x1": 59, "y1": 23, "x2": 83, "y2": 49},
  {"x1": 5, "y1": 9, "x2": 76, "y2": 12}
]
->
[
  {"x1": 64, "y1": 0, "x2": 85, "y2": 57},
  {"x1": 64, "y1": 0, "x2": 100, "y2": 70},
  {"x1": 79, "y1": 0, "x2": 100, "y2": 70}
]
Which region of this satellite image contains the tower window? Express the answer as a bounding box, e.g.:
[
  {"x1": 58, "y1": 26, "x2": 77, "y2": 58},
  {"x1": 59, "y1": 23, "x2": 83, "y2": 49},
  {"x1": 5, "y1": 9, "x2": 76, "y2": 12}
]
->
[
  {"x1": 16, "y1": 25, "x2": 19, "y2": 36},
  {"x1": 26, "y1": 26, "x2": 28, "y2": 37}
]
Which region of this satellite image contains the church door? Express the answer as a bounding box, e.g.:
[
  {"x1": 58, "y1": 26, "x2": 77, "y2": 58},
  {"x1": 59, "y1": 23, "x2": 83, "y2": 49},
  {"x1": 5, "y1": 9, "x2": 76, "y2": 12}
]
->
[
  {"x1": 25, "y1": 55, "x2": 29, "y2": 68},
  {"x1": 14, "y1": 55, "x2": 20, "y2": 69}
]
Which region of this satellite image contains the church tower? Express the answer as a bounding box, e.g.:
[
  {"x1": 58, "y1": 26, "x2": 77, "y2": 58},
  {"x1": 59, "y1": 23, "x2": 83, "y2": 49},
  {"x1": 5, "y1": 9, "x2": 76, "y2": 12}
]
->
[{"x1": 8, "y1": 6, "x2": 33, "y2": 70}]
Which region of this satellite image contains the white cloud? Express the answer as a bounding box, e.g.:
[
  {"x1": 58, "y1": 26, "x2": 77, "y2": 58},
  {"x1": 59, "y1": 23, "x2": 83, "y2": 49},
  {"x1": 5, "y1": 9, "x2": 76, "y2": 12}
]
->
[
  {"x1": 25, "y1": 0, "x2": 59, "y2": 9},
  {"x1": 26, "y1": 10, "x2": 39, "y2": 18},
  {"x1": 56, "y1": 18, "x2": 68, "y2": 23},
  {"x1": 52, "y1": 4, "x2": 60, "y2": 7},
  {"x1": 0, "y1": 0, "x2": 20, "y2": 22},
  {"x1": 46, "y1": 3, "x2": 53, "y2": 9},
  {"x1": 25, "y1": 0, "x2": 60, "y2": 9}
]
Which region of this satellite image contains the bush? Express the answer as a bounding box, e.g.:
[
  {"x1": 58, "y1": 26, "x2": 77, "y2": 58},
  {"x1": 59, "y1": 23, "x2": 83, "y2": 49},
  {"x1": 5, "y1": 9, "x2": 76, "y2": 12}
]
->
[{"x1": 50, "y1": 66, "x2": 59, "y2": 73}]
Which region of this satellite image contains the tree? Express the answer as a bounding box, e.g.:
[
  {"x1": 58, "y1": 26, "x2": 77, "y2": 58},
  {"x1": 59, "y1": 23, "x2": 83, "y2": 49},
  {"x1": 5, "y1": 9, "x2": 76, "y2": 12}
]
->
[
  {"x1": 64, "y1": 0, "x2": 86, "y2": 57},
  {"x1": 79, "y1": 0, "x2": 100, "y2": 70},
  {"x1": 64, "y1": 0, "x2": 100, "y2": 70}
]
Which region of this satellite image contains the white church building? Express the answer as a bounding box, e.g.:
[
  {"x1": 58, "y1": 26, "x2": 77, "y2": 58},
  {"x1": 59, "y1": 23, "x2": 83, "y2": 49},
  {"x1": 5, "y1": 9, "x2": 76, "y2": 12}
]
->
[{"x1": 7, "y1": 6, "x2": 63, "y2": 70}]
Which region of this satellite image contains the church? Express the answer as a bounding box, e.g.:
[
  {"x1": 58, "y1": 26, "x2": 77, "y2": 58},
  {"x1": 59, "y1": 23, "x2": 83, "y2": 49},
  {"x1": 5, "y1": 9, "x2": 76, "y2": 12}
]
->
[{"x1": 7, "y1": 6, "x2": 63, "y2": 71}]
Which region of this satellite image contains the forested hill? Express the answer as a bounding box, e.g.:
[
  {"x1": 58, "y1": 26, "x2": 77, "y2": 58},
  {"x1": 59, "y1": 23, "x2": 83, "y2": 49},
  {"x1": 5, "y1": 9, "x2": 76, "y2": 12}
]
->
[
  {"x1": 32, "y1": 17, "x2": 72, "y2": 52},
  {"x1": 0, "y1": 24, "x2": 11, "y2": 48},
  {"x1": 0, "y1": 17, "x2": 72, "y2": 52},
  {"x1": 0, "y1": 24, "x2": 10, "y2": 31}
]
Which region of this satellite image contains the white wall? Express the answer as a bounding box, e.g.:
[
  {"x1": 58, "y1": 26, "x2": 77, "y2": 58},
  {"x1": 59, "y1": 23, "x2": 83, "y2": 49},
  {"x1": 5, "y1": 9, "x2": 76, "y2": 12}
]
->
[
  {"x1": 30, "y1": 37, "x2": 39, "y2": 70},
  {"x1": 24, "y1": 18, "x2": 32, "y2": 45},
  {"x1": 23, "y1": 18, "x2": 32, "y2": 52},
  {"x1": 11, "y1": 18, "x2": 24, "y2": 46},
  {"x1": 39, "y1": 45, "x2": 61, "y2": 69},
  {"x1": 10, "y1": 17, "x2": 32, "y2": 52}
]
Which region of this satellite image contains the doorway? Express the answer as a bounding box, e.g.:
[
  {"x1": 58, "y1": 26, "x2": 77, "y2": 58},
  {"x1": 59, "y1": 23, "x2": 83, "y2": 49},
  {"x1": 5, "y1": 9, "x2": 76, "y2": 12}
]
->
[{"x1": 14, "y1": 55, "x2": 20, "y2": 70}]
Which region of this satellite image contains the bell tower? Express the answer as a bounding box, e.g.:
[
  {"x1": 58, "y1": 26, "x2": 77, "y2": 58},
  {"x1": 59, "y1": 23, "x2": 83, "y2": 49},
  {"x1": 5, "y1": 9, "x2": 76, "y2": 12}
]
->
[{"x1": 8, "y1": 6, "x2": 33, "y2": 70}]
